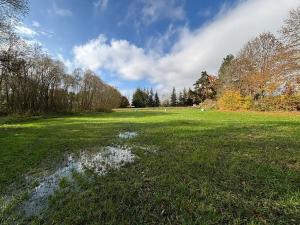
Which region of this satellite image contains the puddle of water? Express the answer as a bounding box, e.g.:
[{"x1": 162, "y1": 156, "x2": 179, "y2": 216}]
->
[
  {"x1": 138, "y1": 145, "x2": 157, "y2": 153},
  {"x1": 23, "y1": 146, "x2": 135, "y2": 217},
  {"x1": 79, "y1": 146, "x2": 135, "y2": 174},
  {"x1": 118, "y1": 132, "x2": 138, "y2": 139}
]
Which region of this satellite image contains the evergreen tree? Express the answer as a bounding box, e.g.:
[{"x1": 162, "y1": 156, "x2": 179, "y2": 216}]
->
[
  {"x1": 170, "y1": 87, "x2": 177, "y2": 106},
  {"x1": 132, "y1": 88, "x2": 147, "y2": 108},
  {"x1": 186, "y1": 88, "x2": 194, "y2": 106},
  {"x1": 143, "y1": 88, "x2": 149, "y2": 106},
  {"x1": 144, "y1": 88, "x2": 149, "y2": 106},
  {"x1": 154, "y1": 92, "x2": 160, "y2": 107},
  {"x1": 182, "y1": 88, "x2": 188, "y2": 106},
  {"x1": 178, "y1": 91, "x2": 185, "y2": 106},
  {"x1": 148, "y1": 88, "x2": 155, "y2": 107},
  {"x1": 120, "y1": 96, "x2": 130, "y2": 108},
  {"x1": 193, "y1": 71, "x2": 217, "y2": 103},
  {"x1": 218, "y1": 54, "x2": 235, "y2": 96}
]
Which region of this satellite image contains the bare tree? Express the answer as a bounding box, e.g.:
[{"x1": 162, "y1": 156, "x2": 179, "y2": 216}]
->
[
  {"x1": 281, "y1": 6, "x2": 300, "y2": 51},
  {"x1": 235, "y1": 33, "x2": 288, "y2": 99},
  {"x1": 0, "y1": 0, "x2": 28, "y2": 43},
  {"x1": 0, "y1": 39, "x2": 122, "y2": 114},
  {"x1": 281, "y1": 6, "x2": 300, "y2": 92}
]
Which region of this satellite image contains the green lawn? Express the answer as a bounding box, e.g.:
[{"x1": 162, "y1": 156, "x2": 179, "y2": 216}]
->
[{"x1": 0, "y1": 108, "x2": 299, "y2": 224}]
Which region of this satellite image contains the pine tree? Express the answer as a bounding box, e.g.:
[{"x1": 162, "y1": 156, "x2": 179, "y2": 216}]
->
[
  {"x1": 148, "y1": 88, "x2": 155, "y2": 107},
  {"x1": 193, "y1": 71, "x2": 217, "y2": 103},
  {"x1": 178, "y1": 91, "x2": 185, "y2": 106},
  {"x1": 218, "y1": 54, "x2": 235, "y2": 96},
  {"x1": 170, "y1": 87, "x2": 177, "y2": 106},
  {"x1": 186, "y1": 88, "x2": 194, "y2": 106},
  {"x1": 120, "y1": 96, "x2": 130, "y2": 108},
  {"x1": 144, "y1": 88, "x2": 150, "y2": 106},
  {"x1": 132, "y1": 88, "x2": 148, "y2": 108},
  {"x1": 182, "y1": 88, "x2": 188, "y2": 106},
  {"x1": 154, "y1": 92, "x2": 160, "y2": 107}
]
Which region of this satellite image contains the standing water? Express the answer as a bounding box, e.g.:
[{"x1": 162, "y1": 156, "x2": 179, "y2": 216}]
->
[
  {"x1": 23, "y1": 146, "x2": 135, "y2": 216},
  {"x1": 118, "y1": 132, "x2": 138, "y2": 139}
]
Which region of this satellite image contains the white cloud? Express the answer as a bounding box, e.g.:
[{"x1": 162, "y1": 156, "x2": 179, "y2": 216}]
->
[
  {"x1": 57, "y1": 54, "x2": 73, "y2": 73},
  {"x1": 73, "y1": 0, "x2": 300, "y2": 94},
  {"x1": 74, "y1": 35, "x2": 155, "y2": 80},
  {"x1": 15, "y1": 23, "x2": 38, "y2": 38},
  {"x1": 15, "y1": 22, "x2": 54, "y2": 40},
  {"x1": 49, "y1": 3, "x2": 73, "y2": 17},
  {"x1": 13, "y1": 23, "x2": 49, "y2": 50},
  {"x1": 39, "y1": 30, "x2": 55, "y2": 38},
  {"x1": 32, "y1": 21, "x2": 40, "y2": 28},
  {"x1": 94, "y1": 0, "x2": 109, "y2": 10}
]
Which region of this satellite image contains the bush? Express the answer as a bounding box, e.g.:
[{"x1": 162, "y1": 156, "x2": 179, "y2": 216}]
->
[
  {"x1": 254, "y1": 96, "x2": 281, "y2": 111},
  {"x1": 200, "y1": 99, "x2": 217, "y2": 110},
  {"x1": 254, "y1": 95, "x2": 300, "y2": 111},
  {"x1": 241, "y1": 96, "x2": 254, "y2": 110},
  {"x1": 217, "y1": 90, "x2": 299, "y2": 111},
  {"x1": 282, "y1": 95, "x2": 300, "y2": 111},
  {"x1": 217, "y1": 91, "x2": 251, "y2": 111}
]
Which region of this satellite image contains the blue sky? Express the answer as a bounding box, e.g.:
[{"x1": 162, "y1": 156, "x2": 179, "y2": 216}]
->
[{"x1": 18, "y1": 0, "x2": 299, "y2": 98}]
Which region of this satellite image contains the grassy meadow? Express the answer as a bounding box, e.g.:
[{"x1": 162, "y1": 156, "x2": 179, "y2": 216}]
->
[{"x1": 0, "y1": 108, "x2": 299, "y2": 224}]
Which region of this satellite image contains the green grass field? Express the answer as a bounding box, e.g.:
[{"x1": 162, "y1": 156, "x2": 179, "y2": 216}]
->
[{"x1": 0, "y1": 108, "x2": 299, "y2": 224}]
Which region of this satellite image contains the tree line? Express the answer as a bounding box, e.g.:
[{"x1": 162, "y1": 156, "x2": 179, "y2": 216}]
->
[
  {"x1": 0, "y1": 0, "x2": 126, "y2": 115},
  {"x1": 1, "y1": 1, "x2": 299, "y2": 112},
  {"x1": 131, "y1": 6, "x2": 299, "y2": 110},
  {"x1": 132, "y1": 88, "x2": 160, "y2": 108},
  {"x1": 166, "y1": 71, "x2": 217, "y2": 107},
  {"x1": 164, "y1": 6, "x2": 300, "y2": 110},
  {"x1": 131, "y1": 71, "x2": 218, "y2": 108}
]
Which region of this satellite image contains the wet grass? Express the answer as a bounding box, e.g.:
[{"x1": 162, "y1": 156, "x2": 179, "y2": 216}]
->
[{"x1": 0, "y1": 108, "x2": 300, "y2": 224}]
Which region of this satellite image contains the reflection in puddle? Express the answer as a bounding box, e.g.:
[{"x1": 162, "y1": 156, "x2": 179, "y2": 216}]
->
[
  {"x1": 118, "y1": 132, "x2": 138, "y2": 139},
  {"x1": 23, "y1": 146, "x2": 135, "y2": 216}
]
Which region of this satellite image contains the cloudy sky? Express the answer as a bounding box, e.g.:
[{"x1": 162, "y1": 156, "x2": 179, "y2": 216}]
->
[{"x1": 20, "y1": 0, "x2": 299, "y2": 98}]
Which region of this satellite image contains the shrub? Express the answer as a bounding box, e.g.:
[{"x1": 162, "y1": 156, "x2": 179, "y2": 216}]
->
[
  {"x1": 253, "y1": 97, "x2": 275, "y2": 111},
  {"x1": 254, "y1": 95, "x2": 300, "y2": 111},
  {"x1": 281, "y1": 95, "x2": 300, "y2": 111},
  {"x1": 200, "y1": 99, "x2": 217, "y2": 110},
  {"x1": 241, "y1": 96, "x2": 254, "y2": 110},
  {"x1": 217, "y1": 91, "x2": 244, "y2": 111},
  {"x1": 218, "y1": 90, "x2": 300, "y2": 111}
]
